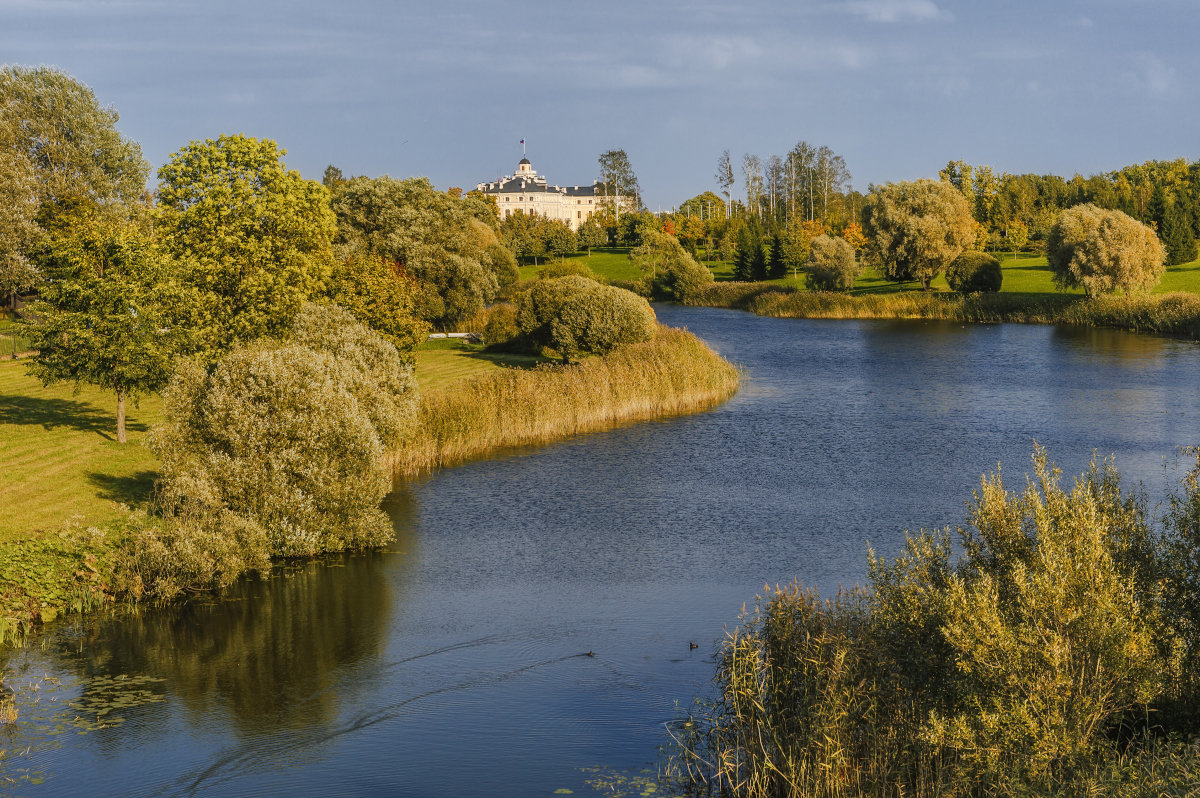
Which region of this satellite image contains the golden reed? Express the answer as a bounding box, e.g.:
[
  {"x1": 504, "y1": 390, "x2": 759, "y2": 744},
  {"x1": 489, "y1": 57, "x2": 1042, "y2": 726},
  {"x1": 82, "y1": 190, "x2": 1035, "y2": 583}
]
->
[
  {"x1": 688, "y1": 282, "x2": 1200, "y2": 339},
  {"x1": 388, "y1": 326, "x2": 740, "y2": 478}
]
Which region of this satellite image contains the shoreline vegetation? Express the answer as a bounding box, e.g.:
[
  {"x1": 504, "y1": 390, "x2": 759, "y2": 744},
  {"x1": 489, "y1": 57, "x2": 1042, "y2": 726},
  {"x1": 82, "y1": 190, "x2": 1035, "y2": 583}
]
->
[
  {"x1": 0, "y1": 324, "x2": 739, "y2": 645},
  {"x1": 391, "y1": 325, "x2": 739, "y2": 478},
  {"x1": 684, "y1": 281, "x2": 1200, "y2": 339}
]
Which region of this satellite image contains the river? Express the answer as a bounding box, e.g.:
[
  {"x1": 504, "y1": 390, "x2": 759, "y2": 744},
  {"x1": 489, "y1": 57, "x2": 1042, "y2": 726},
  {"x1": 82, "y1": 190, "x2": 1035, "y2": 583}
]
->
[{"x1": 4, "y1": 306, "x2": 1200, "y2": 796}]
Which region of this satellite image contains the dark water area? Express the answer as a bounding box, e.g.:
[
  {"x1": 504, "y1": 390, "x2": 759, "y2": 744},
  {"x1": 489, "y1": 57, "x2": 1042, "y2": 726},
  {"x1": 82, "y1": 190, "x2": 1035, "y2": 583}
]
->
[{"x1": 5, "y1": 307, "x2": 1200, "y2": 796}]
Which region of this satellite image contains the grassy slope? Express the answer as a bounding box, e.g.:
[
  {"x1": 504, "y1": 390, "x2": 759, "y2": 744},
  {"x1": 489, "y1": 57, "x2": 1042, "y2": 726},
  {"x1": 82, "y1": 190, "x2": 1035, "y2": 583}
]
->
[
  {"x1": 1, "y1": 339, "x2": 548, "y2": 541},
  {"x1": 0, "y1": 359, "x2": 161, "y2": 542}
]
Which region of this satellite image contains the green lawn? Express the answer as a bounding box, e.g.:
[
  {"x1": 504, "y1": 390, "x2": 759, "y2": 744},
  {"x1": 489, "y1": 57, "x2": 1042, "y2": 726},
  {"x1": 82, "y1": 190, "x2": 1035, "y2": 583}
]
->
[
  {"x1": 540, "y1": 245, "x2": 1200, "y2": 298},
  {"x1": 518, "y1": 247, "x2": 645, "y2": 283},
  {"x1": 0, "y1": 358, "x2": 161, "y2": 542},
  {"x1": 415, "y1": 338, "x2": 549, "y2": 391},
  {"x1": 0, "y1": 339, "x2": 547, "y2": 541}
]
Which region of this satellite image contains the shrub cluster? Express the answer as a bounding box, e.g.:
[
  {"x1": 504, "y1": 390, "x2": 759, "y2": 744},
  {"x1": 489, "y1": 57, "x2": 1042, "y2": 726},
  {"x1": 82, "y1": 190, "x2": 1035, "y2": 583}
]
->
[
  {"x1": 142, "y1": 304, "x2": 416, "y2": 592},
  {"x1": 674, "y1": 448, "x2": 1200, "y2": 796},
  {"x1": 630, "y1": 230, "x2": 714, "y2": 302},
  {"x1": 946, "y1": 250, "x2": 1002, "y2": 293},
  {"x1": 516, "y1": 276, "x2": 656, "y2": 362},
  {"x1": 1047, "y1": 204, "x2": 1166, "y2": 296},
  {"x1": 804, "y1": 234, "x2": 860, "y2": 292}
]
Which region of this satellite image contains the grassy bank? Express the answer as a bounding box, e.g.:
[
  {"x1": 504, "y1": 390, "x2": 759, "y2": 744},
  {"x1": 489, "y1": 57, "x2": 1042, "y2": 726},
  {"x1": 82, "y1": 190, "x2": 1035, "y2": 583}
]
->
[
  {"x1": 686, "y1": 282, "x2": 1200, "y2": 339},
  {"x1": 0, "y1": 327, "x2": 738, "y2": 640},
  {"x1": 389, "y1": 326, "x2": 740, "y2": 477}
]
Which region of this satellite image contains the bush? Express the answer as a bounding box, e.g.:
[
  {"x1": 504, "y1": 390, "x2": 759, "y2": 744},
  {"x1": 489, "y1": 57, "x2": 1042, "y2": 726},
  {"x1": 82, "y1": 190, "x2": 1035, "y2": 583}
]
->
[
  {"x1": 946, "y1": 250, "x2": 1002, "y2": 293},
  {"x1": 676, "y1": 448, "x2": 1190, "y2": 796},
  {"x1": 805, "y1": 234, "x2": 859, "y2": 292},
  {"x1": 153, "y1": 304, "x2": 416, "y2": 560},
  {"x1": 516, "y1": 276, "x2": 654, "y2": 362},
  {"x1": 550, "y1": 283, "x2": 656, "y2": 362},
  {"x1": 1047, "y1": 204, "x2": 1165, "y2": 296},
  {"x1": 631, "y1": 230, "x2": 714, "y2": 302},
  {"x1": 480, "y1": 302, "x2": 521, "y2": 349},
  {"x1": 536, "y1": 260, "x2": 602, "y2": 282}
]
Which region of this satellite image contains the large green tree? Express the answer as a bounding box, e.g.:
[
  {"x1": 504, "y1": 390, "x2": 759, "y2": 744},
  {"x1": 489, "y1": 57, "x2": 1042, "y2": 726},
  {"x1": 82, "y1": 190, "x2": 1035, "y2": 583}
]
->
[
  {"x1": 1046, "y1": 204, "x2": 1165, "y2": 296},
  {"x1": 332, "y1": 176, "x2": 502, "y2": 328},
  {"x1": 0, "y1": 147, "x2": 40, "y2": 304},
  {"x1": 1, "y1": 66, "x2": 150, "y2": 301},
  {"x1": 0, "y1": 66, "x2": 149, "y2": 218},
  {"x1": 23, "y1": 214, "x2": 182, "y2": 442},
  {"x1": 597, "y1": 149, "x2": 641, "y2": 218},
  {"x1": 156, "y1": 135, "x2": 335, "y2": 354},
  {"x1": 863, "y1": 179, "x2": 976, "y2": 290}
]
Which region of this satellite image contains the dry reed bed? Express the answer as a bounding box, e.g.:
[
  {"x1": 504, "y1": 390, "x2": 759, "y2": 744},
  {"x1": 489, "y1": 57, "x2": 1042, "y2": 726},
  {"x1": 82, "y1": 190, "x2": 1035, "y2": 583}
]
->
[
  {"x1": 688, "y1": 282, "x2": 1200, "y2": 339},
  {"x1": 389, "y1": 326, "x2": 740, "y2": 478}
]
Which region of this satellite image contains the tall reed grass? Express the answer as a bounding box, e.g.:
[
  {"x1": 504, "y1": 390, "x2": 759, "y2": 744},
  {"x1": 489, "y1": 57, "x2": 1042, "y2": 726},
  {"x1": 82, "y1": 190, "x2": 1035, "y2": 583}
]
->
[
  {"x1": 389, "y1": 325, "x2": 739, "y2": 477},
  {"x1": 690, "y1": 284, "x2": 1200, "y2": 339}
]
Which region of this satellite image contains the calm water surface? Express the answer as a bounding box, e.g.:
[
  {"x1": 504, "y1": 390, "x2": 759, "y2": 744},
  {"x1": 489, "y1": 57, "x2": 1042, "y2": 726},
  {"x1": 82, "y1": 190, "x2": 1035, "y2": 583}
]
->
[{"x1": 6, "y1": 307, "x2": 1200, "y2": 796}]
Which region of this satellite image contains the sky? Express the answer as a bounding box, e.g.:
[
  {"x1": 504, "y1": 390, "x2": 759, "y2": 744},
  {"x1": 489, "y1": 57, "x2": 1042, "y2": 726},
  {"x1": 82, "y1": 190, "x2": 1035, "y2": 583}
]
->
[{"x1": 3, "y1": 0, "x2": 1199, "y2": 210}]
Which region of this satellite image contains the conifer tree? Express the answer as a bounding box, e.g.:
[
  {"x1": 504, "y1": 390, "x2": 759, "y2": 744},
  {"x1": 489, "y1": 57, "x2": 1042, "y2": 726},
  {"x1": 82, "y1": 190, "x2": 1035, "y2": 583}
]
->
[
  {"x1": 767, "y1": 234, "x2": 787, "y2": 279},
  {"x1": 1161, "y1": 206, "x2": 1198, "y2": 266}
]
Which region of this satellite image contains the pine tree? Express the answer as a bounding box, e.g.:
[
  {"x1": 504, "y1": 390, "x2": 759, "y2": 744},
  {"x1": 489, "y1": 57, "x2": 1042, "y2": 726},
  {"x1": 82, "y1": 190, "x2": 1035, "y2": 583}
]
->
[
  {"x1": 750, "y1": 241, "x2": 768, "y2": 281},
  {"x1": 731, "y1": 242, "x2": 753, "y2": 281},
  {"x1": 767, "y1": 234, "x2": 787, "y2": 279},
  {"x1": 1161, "y1": 206, "x2": 1198, "y2": 266}
]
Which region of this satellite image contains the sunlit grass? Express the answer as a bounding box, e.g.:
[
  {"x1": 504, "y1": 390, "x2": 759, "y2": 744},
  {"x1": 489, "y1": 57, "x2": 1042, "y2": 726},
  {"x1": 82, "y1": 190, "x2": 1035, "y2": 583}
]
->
[
  {"x1": 391, "y1": 326, "x2": 740, "y2": 477},
  {"x1": 0, "y1": 358, "x2": 161, "y2": 542}
]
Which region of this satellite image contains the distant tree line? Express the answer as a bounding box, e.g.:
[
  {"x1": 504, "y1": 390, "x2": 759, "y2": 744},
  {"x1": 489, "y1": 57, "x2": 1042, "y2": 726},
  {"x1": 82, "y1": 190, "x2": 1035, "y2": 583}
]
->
[{"x1": 939, "y1": 158, "x2": 1199, "y2": 265}]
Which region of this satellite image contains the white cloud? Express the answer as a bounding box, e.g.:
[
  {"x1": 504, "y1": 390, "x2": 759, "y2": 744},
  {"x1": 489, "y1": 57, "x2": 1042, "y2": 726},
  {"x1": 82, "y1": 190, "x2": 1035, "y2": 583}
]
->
[
  {"x1": 842, "y1": 0, "x2": 947, "y2": 23},
  {"x1": 1128, "y1": 53, "x2": 1176, "y2": 98}
]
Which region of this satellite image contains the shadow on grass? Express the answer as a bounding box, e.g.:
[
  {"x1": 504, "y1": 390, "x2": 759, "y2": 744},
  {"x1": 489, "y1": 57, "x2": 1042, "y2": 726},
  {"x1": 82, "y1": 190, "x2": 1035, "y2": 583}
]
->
[
  {"x1": 0, "y1": 394, "x2": 134, "y2": 439},
  {"x1": 457, "y1": 350, "x2": 549, "y2": 369},
  {"x1": 86, "y1": 469, "x2": 158, "y2": 508}
]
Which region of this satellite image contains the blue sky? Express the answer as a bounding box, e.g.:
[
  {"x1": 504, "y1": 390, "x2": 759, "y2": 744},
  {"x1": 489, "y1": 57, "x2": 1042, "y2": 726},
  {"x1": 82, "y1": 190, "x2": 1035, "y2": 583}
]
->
[{"x1": 4, "y1": 0, "x2": 1198, "y2": 210}]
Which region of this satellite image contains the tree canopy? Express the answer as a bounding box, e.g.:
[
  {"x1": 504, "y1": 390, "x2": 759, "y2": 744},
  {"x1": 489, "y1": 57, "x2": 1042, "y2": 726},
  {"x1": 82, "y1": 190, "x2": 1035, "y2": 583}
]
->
[
  {"x1": 0, "y1": 66, "x2": 149, "y2": 216},
  {"x1": 331, "y1": 176, "x2": 503, "y2": 327},
  {"x1": 23, "y1": 213, "x2": 183, "y2": 442},
  {"x1": 863, "y1": 179, "x2": 976, "y2": 290},
  {"x1": 1, "y1": 66, "x2": 151, "y2": 300},
  {"x1": 156, "y1": 134, "x2": 336, "y2": 354},
  {"x1": 1046, "y1": 204, "x2": 1165, "y2": 296},
  {"x1": 598, "y1": 149, "x2": 641, "y2": 214}
]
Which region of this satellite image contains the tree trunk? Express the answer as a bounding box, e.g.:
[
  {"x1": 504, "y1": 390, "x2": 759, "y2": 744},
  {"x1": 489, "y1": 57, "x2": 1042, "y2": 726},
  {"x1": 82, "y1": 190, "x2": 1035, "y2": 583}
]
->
[{"x1": 116, "y1": 387, "x2": 127, "y2": 444}]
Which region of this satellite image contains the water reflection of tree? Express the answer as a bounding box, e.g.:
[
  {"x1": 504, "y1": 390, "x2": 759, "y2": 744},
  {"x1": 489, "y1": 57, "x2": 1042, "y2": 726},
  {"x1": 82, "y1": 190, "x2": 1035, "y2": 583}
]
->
[{"x1": 52, "y1": 486, "x2": 420, "y2": 742}]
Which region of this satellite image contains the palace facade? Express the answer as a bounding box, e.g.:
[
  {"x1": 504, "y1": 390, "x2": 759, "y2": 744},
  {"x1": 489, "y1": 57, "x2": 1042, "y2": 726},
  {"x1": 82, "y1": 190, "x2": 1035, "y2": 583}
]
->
[{"x1": 477, "y1": 158, "x2": 615, "y2": 232}]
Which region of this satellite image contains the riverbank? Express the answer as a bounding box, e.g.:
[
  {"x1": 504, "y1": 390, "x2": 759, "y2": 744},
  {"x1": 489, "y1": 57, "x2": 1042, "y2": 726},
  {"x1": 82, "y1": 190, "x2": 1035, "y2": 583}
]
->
[
  {"x1": 0, "y1": 326, "x2": 739, "y2": 643},
  {"x1": 685, "y1": 282, "x2": 1200, "y2": 339},
  {"x1": 389, "y1": 325, "x2": 740, "y2": 477}
]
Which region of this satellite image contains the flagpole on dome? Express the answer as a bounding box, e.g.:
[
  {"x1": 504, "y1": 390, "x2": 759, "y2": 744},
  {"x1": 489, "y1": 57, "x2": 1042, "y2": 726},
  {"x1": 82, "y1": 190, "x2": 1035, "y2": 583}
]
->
[{"x1": 520, "y1": 138, "x2": 526, "y2": 158}]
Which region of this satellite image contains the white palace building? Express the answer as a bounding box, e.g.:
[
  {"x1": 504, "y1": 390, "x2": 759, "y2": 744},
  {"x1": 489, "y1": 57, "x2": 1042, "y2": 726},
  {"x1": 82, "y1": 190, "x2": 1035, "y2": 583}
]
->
[{"x1": 477, "y1": 157, "x2": 608, "y2": 232}]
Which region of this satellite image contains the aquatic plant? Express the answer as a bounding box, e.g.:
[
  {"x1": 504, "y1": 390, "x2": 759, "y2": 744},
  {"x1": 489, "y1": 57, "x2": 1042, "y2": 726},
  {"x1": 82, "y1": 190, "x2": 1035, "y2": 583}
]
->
[
  {"x1": 671, "y1": 448, "x2": 1200, "y2": 797},
  {"x1": 389, "y1": 325, "x2": 739, "y2": 477}
]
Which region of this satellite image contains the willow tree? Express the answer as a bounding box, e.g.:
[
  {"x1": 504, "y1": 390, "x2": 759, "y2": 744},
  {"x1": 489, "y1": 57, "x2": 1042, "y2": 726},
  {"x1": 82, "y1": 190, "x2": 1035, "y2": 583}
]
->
[
  {"x1": 1, "y1": 66, "x2": 150, "y2": 300},
  {"x1": 863, "y1": 179, "x2": 976, "y2": 290},
  {"x1": 1046, "y1": 204, "x2": 1166, "y2": 297}
]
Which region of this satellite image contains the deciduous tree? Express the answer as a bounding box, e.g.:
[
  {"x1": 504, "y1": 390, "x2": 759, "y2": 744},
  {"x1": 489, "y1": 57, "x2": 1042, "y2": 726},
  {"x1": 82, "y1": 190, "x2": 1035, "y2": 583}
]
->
[
  {"x1": 24, "y1": 214, "x2": 182, "y2": 442},
  {"x1": 0, "y1": 66, "x2": 149, "y2": 220},
  {"x1": 1046, "y1": 204, "x2": 1165, "y2": 296},
  {"x1": 598, "y1": 149, "x2": 641, "y2": 218},
  {"x1": 332, "y1": 175, "x2": 501, "y2": 327},
  {"x1": 805, "y1": 234, "x2": 860, "y2": 291},
  {"x1": 157, "y1": 135, "x2": 336, "y2": 353},
  {"x1": 863, "y1": 179, "x2": 976, "y2": 290}
]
